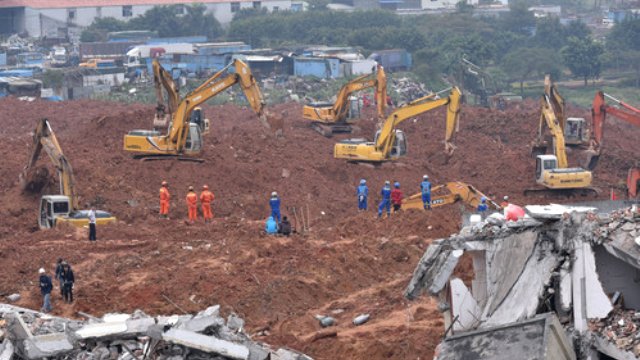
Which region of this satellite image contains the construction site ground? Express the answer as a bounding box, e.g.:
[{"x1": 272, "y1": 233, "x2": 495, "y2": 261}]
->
[{"x1": 0, "y1": 97, "x2": 638, "y2": 359}]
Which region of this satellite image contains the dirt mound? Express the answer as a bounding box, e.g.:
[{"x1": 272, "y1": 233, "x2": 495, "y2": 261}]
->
[{"x1": 0, "y1": 95, "x2": 638, "y2": 359}]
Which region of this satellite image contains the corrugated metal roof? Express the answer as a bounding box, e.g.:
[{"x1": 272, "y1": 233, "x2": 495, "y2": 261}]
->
[{"x1": 0, "y1": 0, "x2": 277, "y2": 9}]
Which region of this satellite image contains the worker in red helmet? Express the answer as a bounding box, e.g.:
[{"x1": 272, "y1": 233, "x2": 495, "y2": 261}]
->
[
  {"x1": 186, "y1": 186, "x2": 198, "y2": 223},
  {"x1": 159, "y1": 181, "x2": 170, "y2": 219},
  {"x1": 200, "y1": 185, "x2": 215, "y2": 223}
]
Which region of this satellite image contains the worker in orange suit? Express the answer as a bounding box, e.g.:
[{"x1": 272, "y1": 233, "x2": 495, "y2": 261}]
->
[
  {"x1": 200, "y1": 185, "x2": 215, "y2": 223},
  {"x1": 186, "y1": 186, "x2": 198, "y2": 223},
  {"x1": 159, "y1": 181, "x2": 170, "y2": 219}
]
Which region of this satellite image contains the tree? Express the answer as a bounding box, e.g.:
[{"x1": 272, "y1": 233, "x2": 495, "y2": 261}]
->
[
  {"x1": 503, "y1": 47, "x2": 562, "y2": 94},
  {"x1": 499, "y1": 0, "x2": 536, "y2": 36},
  {"x1": 456, "y1": 0, "x2": 474, "y2": 14},
  {"x1": 561, "y1": 36, "x2": 604, "y2": 85}
]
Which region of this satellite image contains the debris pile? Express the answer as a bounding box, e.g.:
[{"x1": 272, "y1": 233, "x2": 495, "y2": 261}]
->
[
  {"x1": 590, "y1": 309, "x2": 640, "y2": 357},
  {"x1": 0, "y1": 304, "x2": 312, "y2": 360},
  {"x1": 405, "y1": 203, "x2": 640, "y2": 359}
]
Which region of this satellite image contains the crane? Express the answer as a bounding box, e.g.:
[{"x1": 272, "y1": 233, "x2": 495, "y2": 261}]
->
[
  {"x1": 20, "y1": 119, "x2": 116, "y2": 229},
  {"x1": 333, "y1": 86, "x2": 461, "y2": 162},
  {"x1": 123, "y1": 59, "x2": 267, "y2": 161},
  {"x1": 586, "y1": 91, "x2": 640, "y2": 198},
  {"x1": 526, "y1": 75, "x2": 595, "y2": 196},
  {"x1": 302, "y1": 65, "x2": 387, "y2": 137}
]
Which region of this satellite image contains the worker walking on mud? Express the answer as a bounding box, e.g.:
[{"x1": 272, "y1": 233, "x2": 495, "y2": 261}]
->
[
  {"x1": 186, "y1": 186, "x2": 198, "y2": 224},
  {"x1": 39, "y1": 268, "x2": 52, "y2": 313},
  {"x1": 159, "y1": 181, "x2": 170, "y2": 219},
  {"x1": 477, "y1": 197, "x2": 489, "y2": 219},
  {"x1": 420, "y1": 175, "x2": 432, "y2": 210},
  {"x1": 378, "y1": 181, "x2": 392, "y2": 218},
  {"x1": 88, "y1": 207, "x2": 97, "y2": 241},
  {"x1": 357, "y1": 179, "x2": 369, "y2": 211},
  {"x1": 391, "y1": 182, "x2": 403, "y2": 212},
  {"x1": 200, "y1": 185, "x2": 214, "y2": 223},
  {"x1": 60, "y1": 262, "x2": 74, "y2": 303},
  {"x1": 55, "y1": 258, "x2": 64, "y2": 296},
  {"x1": 270, "y1": 192, "x2": 281, "y2": 223}
]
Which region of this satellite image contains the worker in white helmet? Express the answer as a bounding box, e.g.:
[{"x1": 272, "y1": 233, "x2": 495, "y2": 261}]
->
[{"x1": 269, "y1": 191, "x2": 281, "y2": 223}]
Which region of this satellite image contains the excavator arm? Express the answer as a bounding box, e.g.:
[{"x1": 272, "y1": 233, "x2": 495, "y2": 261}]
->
[
  {"x1": 152, "y1": 59, "x2": 179, "y2": 119},
  {"x1": 376, "y1": 86, "x2": 461, "y2": 157},
  {"x1": 168, "y1": 59, "x2": 265, "y2": 152},
  {"x1": 587, "y1": 91, "x2": 640, "y2": 170},
  {"x1": 20, "y1": 118, "x2": 78, "y2": 210},
  {"x1": 402, "y1": 182, "x2": 501, "y2": 211},
  {"x1": 534, "y1": 94, "x2": 569, "y2": 169}
]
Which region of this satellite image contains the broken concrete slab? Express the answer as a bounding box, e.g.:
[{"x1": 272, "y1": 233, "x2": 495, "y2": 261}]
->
[
  {"x1": 163, "y1": 328, "x2": 249, "y2": 360},
  {"x1": 405, "y1": 243, "x2": 463, "y2": 299},
  {"x1": 0, "y1": 339, "x2": 14, "y2": 360},
  {"x1": 5, "y1": 295, "x2": 19, "y2": 303},
  {"x1": 526, "y1": 204, "x2": 596, "y2": 220},
  {"x1": 572, "y1": 240, "x2": 612, "y2": 333},
  {"x1": 75, "y1": 317, "x2": 155, "y2": 339},
  {"x1": 450, "y1": 278, "x2": 480, "y2": 332},
  {"x1": 22, "y1": 333, "x2": 74, "y2": 359},
  {"x1": 438, "y1": 313, "x2": 576, "y2": 360},
  {"x1": 180, "y1": 314, "x2": 224, "y2": 332}
]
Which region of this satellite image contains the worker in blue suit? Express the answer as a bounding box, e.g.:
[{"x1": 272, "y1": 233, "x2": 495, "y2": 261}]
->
[
  {"x1": 357, "y1": 179, "x2": 369, "y2": 211},
  {"x1": 420, "y1": 175, "x2": 432, "y2": 210},
  {"x1": 378, "y1": 181, "x2": 392, "y2": 218}
]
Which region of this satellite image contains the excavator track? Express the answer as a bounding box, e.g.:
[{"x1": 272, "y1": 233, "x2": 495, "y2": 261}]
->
[
  {"x1": 311, "y1": 122, "x2": 354, "y2": 137},
  {"x1": 523, "y1": 187, "x2": 600, "y2": 198},
  {"x1": 134, "y1": 155, "x2": 205, "y2": 163}
]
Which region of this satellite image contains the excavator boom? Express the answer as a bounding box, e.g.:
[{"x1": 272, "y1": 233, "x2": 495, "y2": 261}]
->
[
  {"x1": 20, "y1": 118, "x2": 78, "y2": 210},
  {"x1": 402, "y1": 182, "x2": 500, "y2": 211},
  {"x1": 334, "y1": 87, "x2": 461, "y2": 162}
]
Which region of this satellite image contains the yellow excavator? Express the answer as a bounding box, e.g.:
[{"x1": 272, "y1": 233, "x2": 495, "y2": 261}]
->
[
  {"x1": 303, "y1": 65, "x2": 387, "y2": 136},
  {"x1": 20, "y1": 119, "x2": 116, "y2": 229},
  {"x1": 543, "y1": 74, "x2": 589, "y2": 146},
  {"x1": 124, "y1": 59, "x2": 267, "y2": 161},
  {"x1": 526, "y1": 75, "x2": 595, "y2": 196},
  {"x1": 402, "y1": 182, "x2": 501, "y2": 211},
  {"x1": 151, "y1": 60, "x2": 209, "y2": 134},
  {"x1": 334, "y1": 86, "x2": 461, "y2": 162}
]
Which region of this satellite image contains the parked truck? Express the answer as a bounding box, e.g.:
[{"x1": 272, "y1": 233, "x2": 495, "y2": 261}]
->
[{"x1": 125, "y1": 43, "x2": 194, "y2": 69}]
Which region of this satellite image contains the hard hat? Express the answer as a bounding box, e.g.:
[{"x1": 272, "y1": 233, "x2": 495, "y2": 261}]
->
[
  {"x1": 481, "y1": 196, "x2": 487, "y2": 202},
  {"x1": 360, "y1": 179, "x2": 366, "y2": 185},
  {"x1": 271, "y1": 191, "x2": 277, "y2": 197},
  {"x1": 188, "y1": 186, "x2": 194, "y2": 191},
  {"x1": 385, "y1": 180, "x2": 390, "y2": 185},
  {"x1": 503, "y1": 195, "x2": 509, "y2": 201},
  {"x1": 161, "y1": 181, "x2": 168, "y2": 186},
  {"x1": 39, "y1": 268, "x2": 45, "y2": 274},
  {"x1": 203, "y1": 185, "x2": 209, "y2": 189},
  {"x1": 423, "y1": 175, "x2": 429, "y2": 180},
  {"x1": 394, "y1": 182, "x2": 400, "y2": 188}
]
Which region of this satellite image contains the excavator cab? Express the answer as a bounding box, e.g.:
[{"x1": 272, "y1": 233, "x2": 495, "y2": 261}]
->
[
  {"x1": 184, "y1": 123, "x2": 203, "y2": 154},
  {"x1": 535, "y1": 155, "x2": 558, "y2": 184},
  {"x1": 565, "y1": 117, "x2": 588, "y2": 145},
  {"x1": 347, "y1": 96, "x2": 361, "y2": 120},
  {"x1": 374, "y1": 129, "x2": 407, "y2": 159},
  {"x1": 39, "y1": 195, "x2": 71, "y2": 229}
]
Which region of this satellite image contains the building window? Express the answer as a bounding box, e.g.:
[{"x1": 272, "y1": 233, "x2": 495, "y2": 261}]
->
[
  {"x1": 67, "y1": 8, "x2": 76, "y2": 21},
  {"x1": 253, "y1": 1, "x2": 261, "y2": 8},
  {"x1": 231, "y1": 2, "x2": 240, "y2": 12},
  {"x1": 122, "y1": 5, "x2": 133, "y2": 17}
]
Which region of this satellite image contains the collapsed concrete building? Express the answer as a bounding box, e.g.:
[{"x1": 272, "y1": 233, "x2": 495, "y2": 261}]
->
[
  {"x1": 0, "y1": 304, "x2": 312, "y2": 360},
  {"x1": 405, "y1": 202, "x2": 640, "y2": 359}
]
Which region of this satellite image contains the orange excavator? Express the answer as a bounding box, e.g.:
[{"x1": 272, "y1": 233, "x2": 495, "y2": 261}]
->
[{"x1": 586, "y1": 91, "x2": 640, "y2": 198}]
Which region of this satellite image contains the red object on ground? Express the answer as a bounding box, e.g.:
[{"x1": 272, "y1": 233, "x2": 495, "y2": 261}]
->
[{"x1": 505, "y1": 204, "x2": 525, "y2": 222}]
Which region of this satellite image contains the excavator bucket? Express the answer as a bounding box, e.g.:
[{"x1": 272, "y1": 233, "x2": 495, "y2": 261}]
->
[{"x1": 583, "y1": 149, "x2": 600, "y2": 171}]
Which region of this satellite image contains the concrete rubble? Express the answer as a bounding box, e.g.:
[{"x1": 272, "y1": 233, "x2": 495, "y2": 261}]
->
[
  {"x1": 405, "y1": 202, "x2": 640, "y2": 359},
  {"x1": 0, "y1": 304, "x2": 312, "y2": 360}
]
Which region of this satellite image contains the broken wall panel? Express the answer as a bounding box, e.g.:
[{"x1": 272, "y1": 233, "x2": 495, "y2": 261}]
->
[{"x1": 594, "y1": 246, "x2": 640, "y2": 309}]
